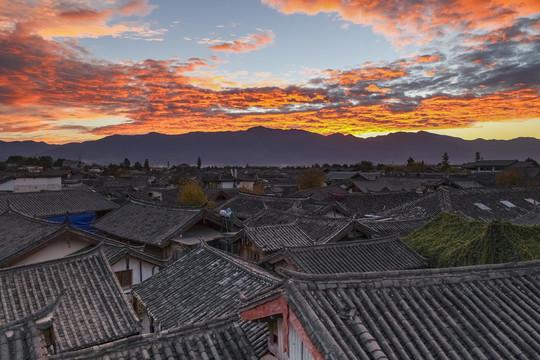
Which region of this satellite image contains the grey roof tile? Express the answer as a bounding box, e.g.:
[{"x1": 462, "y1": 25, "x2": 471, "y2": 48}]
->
[
  {"x1": 0, "y1": 188, "x2": 117, "y2": 218},
  {"x1": 249, "y1": 261, "x2": 540, "y2": 360},
  {"x1": 92, "y1": 199, "x2": 203, "y2": 246},
  {"x1": 214, "y1": 193, "x2": 310, "y2": 220},
  {"x1": 380, "y1": 186, "x2": 540, "y2": 222},
  {"x1": 263, "y1": 236, "x2": 427, "y2": 274},
  {"x1": 0, "y1": 247, "x2": 140, "y2": 354},
  {"x1": 0, "y1": 210, "x2": 65, "y2": 266},
  {"x1": 132, "y1": 244, "x2": 281, "y2": 329},
  {"x1": 49, "y1": 316, "x2": 262, "y2": 360}
]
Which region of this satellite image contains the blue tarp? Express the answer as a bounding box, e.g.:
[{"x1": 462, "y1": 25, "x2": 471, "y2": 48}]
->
[{"x1": 45, "y1": 212, "x2": 97, "y2": 233}]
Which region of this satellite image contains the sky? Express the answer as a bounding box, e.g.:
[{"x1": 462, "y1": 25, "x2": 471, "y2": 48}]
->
[{"x1": 0, "y1": 0, "x2": 539, "y2": 144}]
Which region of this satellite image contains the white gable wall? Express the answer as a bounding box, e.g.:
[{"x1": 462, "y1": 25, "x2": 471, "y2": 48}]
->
[
  {"x1": 13, "y1": 237, "x2": 90, "y2": 267},
  {"x1": 13, "y1": 177, "x2": 62, "y2": 193},
  {"x1": 111, "y1": 255, "x2": 160, "y2": 286}
]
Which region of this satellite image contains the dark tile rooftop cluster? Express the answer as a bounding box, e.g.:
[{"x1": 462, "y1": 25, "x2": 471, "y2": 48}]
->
[
  {"x1": 264, "y1": 236, "x2": 426, "y2": 274},
  {"x1": 133, "y1": 244, "x2": 281, "y2": 329},
  {"x1": 50, "y1": 316, "x2": 263, "y2": 360},
  {"x1": 214, "y1": 192, "x2": 310, "y2": 220},
  {"x1": 358, "y1": 217, "x2": 430, "y2": 237},
  {"x1": 380, "y1": 186, "x2": 540, "y2": 222},
  {"x1": 0, "y1": 248, "x2": 140, "y2": 354},
  {"x1": 340, "y1": 191, "x2": 421, "y2": 216},
  {"x1": 0, "y1": 188, "x2": 117, "y2": 218},
  {"x1": 245, "y1": 209, "x2": 371, "y2": 244},
  {"x1": 0, "y1": 210, "x2": 65, "y2": 266},
  {"x1": 92, "y1": 199, "x2": 203, "y2": 245},
  {"x1": 349, "y1": 177, "x2": 426, "y2": 193},
  {"x1": 245, "y1": 223, "x2": 314, "y2": 251},
  {"x1": 274, "y1": 261, "x2": 540, "y2": 359}
]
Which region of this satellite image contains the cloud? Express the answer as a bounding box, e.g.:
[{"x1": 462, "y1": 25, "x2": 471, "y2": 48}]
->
[
  {"x1": 261, "y1": 0, "x2": 540, "y2": 47},
  {"x1": 0, "y1": 0, "x2": 164, "y2": 40},
  {"x1": 209, "y1": 30, "x2": 275, "y2": 53},
  {"x1": 1, "y1": 4, "x2": 539, "y2": 143}
]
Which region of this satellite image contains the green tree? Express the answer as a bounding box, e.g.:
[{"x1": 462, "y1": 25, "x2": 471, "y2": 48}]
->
[
  {"x1": 53, "y1": 158, "x2": 66, "y2": 167},
  {"x1": 177, "y1": 180, "x2": 208, "y2": 207},
  {"x1": 297, "y1": 168, "x2": 326, "y2": 190},
  {"x1": 197, "y1": 156, "x2": 202, "y2": 170},
  {"x1": 354, "y1": 160, "x2": 374, "y2": 172},
  {"x1": 441, "y1": 152, "x2": 450, "y2": 170},
  {"x1": 134, "y1": 161, "x2": 142, "y2": 170},
  {"x1": 122, "y1": 158, "x2": 131, "y2": 168},
  {"x1": 143, "y1": 159, "x2": 150, "y2": 172},
  {"x1": 406, "y1": 157, "x2": 415, "y2": 167}
]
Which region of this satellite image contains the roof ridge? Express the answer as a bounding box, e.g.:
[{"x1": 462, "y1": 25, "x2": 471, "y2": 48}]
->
[
  {"x1": 0, "y1": 207, "x2": 65, "y2": 226},
  {"x1": 0, "y1": 243, "x2": 104, "y2": 273},
  {"x1": 128, "y1": 197, "x2": 203, "y2": 212},
  {"x1": 280, "y1": 260, "x2": 540, "y2": 285},
  {"x1": 49, "y1": 315, "x2": 243, "y2": 359},
  {"x1": 284, "y1": 235, "x2": 401, "y2": 251},
  {"x1": 201, "y1": 243, "x2": 282, "y2": 283}
]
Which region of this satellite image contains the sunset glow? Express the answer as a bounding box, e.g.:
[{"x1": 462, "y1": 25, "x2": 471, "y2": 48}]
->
[{"x1": 0, "y1": 0, "x2": 539, "y2": 143}]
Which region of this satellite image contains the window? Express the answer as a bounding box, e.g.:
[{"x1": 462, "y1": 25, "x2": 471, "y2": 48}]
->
[
  {"x1": 525, "y1": 198, "x2": 539, "y2": 206},
  {"x1": 116, "y1": 269, "x2": 133, "y2": 289},
  {"x1": 500, "y1": 200, "x2": 516, "y2": 208},
  {"x1": 474, "y1": 202, "x2": 491, "y2": 211}
]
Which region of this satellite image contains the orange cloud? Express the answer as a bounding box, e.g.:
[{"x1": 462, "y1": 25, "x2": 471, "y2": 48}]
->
[
  {"x1": 261, "y1": 0, "x2": 540, "y2": 46},
  {"x1": 365, "y1": 84, "x2": 392, "y2": 93},
  {"x1": 209, "y1": 31, "x2": 275, "y2": 53},
  {"x1": 2, "y1": 0, "x2": 163, "y2": 40},
  {"x1": 1, "y1": 18, "x2": 539, "y2": 143},
  {"x1": 324, "y1": 67, "x2": 408, "y2": 86}
]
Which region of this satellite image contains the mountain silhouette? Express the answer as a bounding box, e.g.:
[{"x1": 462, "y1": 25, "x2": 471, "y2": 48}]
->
[{"x1": 1, "y1": 127, "x2": 538, "y2": 166}]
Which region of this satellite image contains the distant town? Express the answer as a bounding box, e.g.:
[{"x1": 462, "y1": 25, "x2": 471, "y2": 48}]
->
[{"x1": 1, "y1": 154, "x2": 540, "y2": 359}]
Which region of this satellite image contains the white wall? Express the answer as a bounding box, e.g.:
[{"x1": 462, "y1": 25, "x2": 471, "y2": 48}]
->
[
  {"x1": 13, "y1": 177, "x2": 62, "y2": 193},
  {"x1": 111, "y1": 256, "x2": 160, "y2": 286},
  {"x1": 13, "y1": 237, "x2": 89, "y2": 266}
]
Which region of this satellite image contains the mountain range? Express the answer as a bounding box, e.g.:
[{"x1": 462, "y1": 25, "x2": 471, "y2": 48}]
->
[{"x1": 1, "y1": 126, "x2": 539, "y2": 166}]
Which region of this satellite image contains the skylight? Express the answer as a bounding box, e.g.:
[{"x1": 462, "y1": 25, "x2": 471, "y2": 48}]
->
[
  {"x1": 525, "y1": 198, "x2": 540, "y2": 206},
  {"x1": 500, "y1": 200, "x2": 516, "y2": 208},
  {"x1": 474, "y1": 202, "x2": 491, "y2": 211}
]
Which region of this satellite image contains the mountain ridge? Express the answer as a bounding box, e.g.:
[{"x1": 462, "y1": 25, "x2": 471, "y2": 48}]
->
[{"x1": 0, "y1": 127, "x2": 538, "y2": 166}]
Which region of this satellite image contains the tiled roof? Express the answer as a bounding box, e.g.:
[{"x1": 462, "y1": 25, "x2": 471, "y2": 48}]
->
[
  {"x1": 247, "y1": 260, "x2": 540, "y2": 360},
  {"x1": 0, "y1": 247, "x2": 140, "y2": 354},
  {"x1": 92, "y1": 199, "x2": 203, "y2": 246},
  {"x1": 462, "y1": 159, "x2": 518, "y2": 168},
  {"x1": 295, "y1": 185, "x2": 348, "y2": 202},
  {"x1": 100, "y1": 239, "x2": 167, "y2": 266},
  {"x1": 358, "y1": 217, "x2": 430, "y2": 237},
  {"x1": 0, "y1": 210, "x2": 65, "y2": 266},
  {"x1": 132, "y1": 244, "x2": 281, "y2": 329},
  {"x1": 0, "y1": 188, "x2": 117, "y2": 218},
  {"x1": 214, "y1": 192, "x2": 310, "y2": 220},
  {"x1": 262, "y1": 236, "x2": 426, "y2": 274},
  {"x1": 244, "y1": 223, "x2": 314, "y2": 251},
  {"x1": 380, "y1": 186, "x2": 540, "y2": 221},
  {"x1": 0, "y1": 313, "x2": 49, "y2": 360},
  {"x1": 245, "y1": 209, "x2": 373, "y2": 244},
  {"x1": 349, "y1": 177, "x2": 425, "y2": 193},
  {"x1": 339, "y1": 191, "x2": 421, "y2": 216},
  {"x1": 512, "y1": 207, "x2": 540, "y2": 225},
  {"x1": 50, "y1": 315, "x2": 264, "y2": 360}
]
